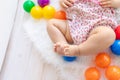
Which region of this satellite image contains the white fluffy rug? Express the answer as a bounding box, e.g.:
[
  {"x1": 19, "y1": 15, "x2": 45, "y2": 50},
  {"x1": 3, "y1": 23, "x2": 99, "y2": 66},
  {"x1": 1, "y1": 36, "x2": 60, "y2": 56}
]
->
[{"x1": 23, "y1": 0, "x2": 120, "y2": 80}]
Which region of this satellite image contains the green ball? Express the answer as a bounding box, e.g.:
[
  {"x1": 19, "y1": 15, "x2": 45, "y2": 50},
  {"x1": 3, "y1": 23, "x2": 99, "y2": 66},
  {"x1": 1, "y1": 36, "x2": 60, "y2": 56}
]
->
[{"x1": 23, "y1": 0, "x2": 35, "y2": 13}]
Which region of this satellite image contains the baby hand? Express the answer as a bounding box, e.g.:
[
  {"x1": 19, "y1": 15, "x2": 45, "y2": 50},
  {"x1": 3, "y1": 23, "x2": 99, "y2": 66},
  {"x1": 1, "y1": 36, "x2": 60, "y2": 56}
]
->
[
  {"x1": 100, "y1": 0, "x2": 120, "y2": 8},
  {"x1": 60, "y1": 0, "x2": 74, "y2": 9}
]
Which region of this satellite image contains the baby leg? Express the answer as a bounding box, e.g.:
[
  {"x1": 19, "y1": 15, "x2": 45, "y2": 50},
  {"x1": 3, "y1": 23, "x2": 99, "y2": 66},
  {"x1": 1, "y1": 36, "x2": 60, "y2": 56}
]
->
[
  {"x1": 64, "y1": 26, "x2": 116, "y2": 56},
  {"x1": 47, "y1": 19, "x2": 73, "y2": 55}
]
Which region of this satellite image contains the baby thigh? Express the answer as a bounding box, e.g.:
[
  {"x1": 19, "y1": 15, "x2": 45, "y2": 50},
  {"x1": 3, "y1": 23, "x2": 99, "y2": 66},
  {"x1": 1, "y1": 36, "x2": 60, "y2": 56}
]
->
[
  {"x1": 47, "y1": 19, "x2": 73, "y2": 43},
  {"x1": 88, "y1": 26, "x2": 115, "y2": 50}
]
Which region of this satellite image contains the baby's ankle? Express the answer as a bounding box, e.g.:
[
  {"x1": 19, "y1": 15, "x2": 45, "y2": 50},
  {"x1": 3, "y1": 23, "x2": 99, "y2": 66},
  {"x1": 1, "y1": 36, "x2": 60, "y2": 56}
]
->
[{"x1": 75, "y1": 45, "x2": 81, "y2": 56}]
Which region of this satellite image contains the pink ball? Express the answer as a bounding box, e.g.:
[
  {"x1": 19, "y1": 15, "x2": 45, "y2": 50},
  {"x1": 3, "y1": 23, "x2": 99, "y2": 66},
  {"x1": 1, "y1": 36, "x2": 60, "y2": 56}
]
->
[
  {"x1": 38, "y1": 0, "x2": 49, "y2": 7},
  {"x1": 115, "y1": 25, "x2": 120, "y2": 39}
]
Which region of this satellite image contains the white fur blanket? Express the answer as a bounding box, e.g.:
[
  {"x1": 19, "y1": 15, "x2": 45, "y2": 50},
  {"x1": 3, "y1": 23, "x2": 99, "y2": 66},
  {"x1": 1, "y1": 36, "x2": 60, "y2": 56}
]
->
[{"x1": 23, "y1": 0, "x2": 120, "y2": 80}]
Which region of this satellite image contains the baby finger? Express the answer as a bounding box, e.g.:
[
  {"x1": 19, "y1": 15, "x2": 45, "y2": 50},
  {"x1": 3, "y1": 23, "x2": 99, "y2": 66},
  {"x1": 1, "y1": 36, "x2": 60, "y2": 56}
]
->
[
  {"x1": 64, "y1": 0, "x2": 74, "y2": 7},
  {"x1": 100, "y1": 1, "x2": 111, "y2": 6}
]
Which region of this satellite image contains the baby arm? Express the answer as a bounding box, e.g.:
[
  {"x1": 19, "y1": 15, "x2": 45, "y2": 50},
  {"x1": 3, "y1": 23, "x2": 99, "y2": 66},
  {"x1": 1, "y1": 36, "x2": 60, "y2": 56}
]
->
[{"x1": 100, "y1": 0, "x2": 120, "y2": 8}]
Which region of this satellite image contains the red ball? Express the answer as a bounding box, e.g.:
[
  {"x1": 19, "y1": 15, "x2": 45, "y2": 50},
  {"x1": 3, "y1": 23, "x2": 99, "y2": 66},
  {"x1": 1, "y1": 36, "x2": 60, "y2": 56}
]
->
[
  {"x1": 115, "y1": 25, "x2": 120, "y2": 39},
  {"x1": 54, "y1": 10, "x2": 66, "y2": 20}
]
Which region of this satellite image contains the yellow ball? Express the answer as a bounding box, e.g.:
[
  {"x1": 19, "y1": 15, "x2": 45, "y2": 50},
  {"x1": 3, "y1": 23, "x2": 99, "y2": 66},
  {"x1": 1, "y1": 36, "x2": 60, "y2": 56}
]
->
[
  {"x1": 43, "y1": 5, "x2": 56, "y2": 19},
  {"x1": 30, "y1": 6, "x2": 43, "y2": 19}
]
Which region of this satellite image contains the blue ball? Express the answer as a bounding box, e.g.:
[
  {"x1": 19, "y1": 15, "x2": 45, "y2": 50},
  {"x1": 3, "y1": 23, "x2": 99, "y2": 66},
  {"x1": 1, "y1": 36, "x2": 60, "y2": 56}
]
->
[
  {"x1": 63, "y1": 56, "x2": 77, "y2": 62},
  {"x1": 110, "y1": 40, "x2": 120, "y2": 55}
]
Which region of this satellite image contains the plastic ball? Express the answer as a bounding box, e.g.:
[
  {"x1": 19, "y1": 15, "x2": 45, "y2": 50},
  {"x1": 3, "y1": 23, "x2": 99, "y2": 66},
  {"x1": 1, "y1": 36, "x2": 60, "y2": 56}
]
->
[
  {"x1": 38, "y1": 0, "x2": 49, "y2": 7},
  {"x1": 95, "y1": 52, "x2": 111, "y2": 68},
  {"x1": 54, "y1": 10, "x2": 67, "y2": 20},
  {"x1": 63, "y1": 56, "x2": 77, "y2": 62},
  {"x1": 30, "y1": 6, "x2": 43, "y2": 19},
  {"x1": 110, "y1": 40, "x2": 120, "y2": 55},
  {"x1": 105, "y1": 66, "x2": 120, "y2": 80},
  {"x1": 43, "y1": 5, "x2": 56, "y2": 19},
  {"x1": 85, "y1": 67, "x2": 101, "y2": 80},
  {"x1": 23, "y1": 0, "x2": 35, "y2": 13},
  {"x1": 115, "y1": 25, "x2": 120, "y2": 39}
]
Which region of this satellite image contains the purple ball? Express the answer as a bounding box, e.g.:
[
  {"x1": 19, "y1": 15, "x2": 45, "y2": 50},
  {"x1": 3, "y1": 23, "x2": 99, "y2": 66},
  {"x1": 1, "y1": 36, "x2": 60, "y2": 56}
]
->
[{"x1": 38, "y1": 0, "x2": 49, "y2": 7}]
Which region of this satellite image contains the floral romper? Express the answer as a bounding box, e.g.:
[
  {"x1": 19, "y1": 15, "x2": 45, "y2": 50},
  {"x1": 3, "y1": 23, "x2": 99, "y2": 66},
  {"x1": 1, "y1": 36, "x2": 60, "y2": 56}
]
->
[{"x1": 66, "y1": 0, "x2": 117, "y2": 45}]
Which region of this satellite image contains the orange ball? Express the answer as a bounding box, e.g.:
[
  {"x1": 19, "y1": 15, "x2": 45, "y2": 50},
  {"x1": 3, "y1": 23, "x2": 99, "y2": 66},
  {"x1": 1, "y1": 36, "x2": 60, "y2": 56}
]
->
[
  {"x1": 105, "y1": 66, "x2": 120, "y2": 80},
  {"x1": 95, "y1": 52, "x2": 111, "y2": 68},
  {"x1": 54, "y1": 10, "x2": 66, "y2": 20},
  {"x1": 85, "y1": 67, "x2": 101, "y2": 80}
]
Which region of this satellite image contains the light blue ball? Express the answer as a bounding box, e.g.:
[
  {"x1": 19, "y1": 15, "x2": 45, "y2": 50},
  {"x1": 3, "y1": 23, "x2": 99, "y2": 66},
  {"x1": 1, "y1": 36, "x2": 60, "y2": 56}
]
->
[
  {"x1": 63, "y1": 56, "x2": 77, "y2": 62},
  {"x1": 110, "y1": 40, "x2": 120, "y2": 55}
]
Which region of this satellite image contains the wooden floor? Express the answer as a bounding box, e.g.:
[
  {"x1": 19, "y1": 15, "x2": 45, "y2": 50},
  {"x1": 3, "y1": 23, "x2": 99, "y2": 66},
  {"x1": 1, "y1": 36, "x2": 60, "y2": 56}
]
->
[
  {"x1": 0, "y1": 0, "x2": 59, "y2": 80},
  {"x1": 0, "y1": 0, "x2": 18, "y2": 71}
]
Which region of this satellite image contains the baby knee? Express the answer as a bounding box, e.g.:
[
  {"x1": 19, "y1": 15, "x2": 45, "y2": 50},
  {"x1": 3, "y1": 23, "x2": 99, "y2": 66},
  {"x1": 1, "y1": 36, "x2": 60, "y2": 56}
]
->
[
  {"x1": 47, "y1": 19, "x2": 55, "y2": 27},
  {"x1": 47, "y1": 19, "x2": 57, "y2": 32},
  {"x1": 91, "y1": 27, "x2": 116, "y2": 46},
  {"x1": 99, "y1": 27, "x2": 115, "y2": 45}
]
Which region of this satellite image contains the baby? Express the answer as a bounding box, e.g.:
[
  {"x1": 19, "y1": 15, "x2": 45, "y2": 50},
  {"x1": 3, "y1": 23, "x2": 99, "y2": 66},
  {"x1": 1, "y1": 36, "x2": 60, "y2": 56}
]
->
[{"x1": 47, "y1": 0, "x2": 120, "y2": 56}]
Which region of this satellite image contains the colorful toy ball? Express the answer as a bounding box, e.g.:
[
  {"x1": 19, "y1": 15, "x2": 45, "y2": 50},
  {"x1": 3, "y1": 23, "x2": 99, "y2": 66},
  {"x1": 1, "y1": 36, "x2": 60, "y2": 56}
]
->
[
  {"x1": 63, "y1": 56, "x2": 77, "y2": 62},
  {"x1": 23, "y1": 0, "x2": 35, "y2": 13},
  {"x1": 115, "y1": 25, "x2": 120, "y2": 39},
  {"x1": 95, "y1": 52, "x2": 111, "y2": 68},
  {"x1": 38, "y1": 0, "x2": 49, "y2": 7},
  {"x1": 30, "y1": 6, "x2": 43, "y2": 19},
  {"x1": 54, "y1": 10, "x2": 67, "y2": 20},
  {"x1": 105, "y1": 66, "x2": 120, "y2": 80},
  {"x1": 43, "y1": 5, "x2": 56, "y2": 19},
  {"x1": 85, "y1": 67, "x2": 101, "y2": 80},
  {"x1": 110, "y1": 40, "x2": 120, "y2": 55}
]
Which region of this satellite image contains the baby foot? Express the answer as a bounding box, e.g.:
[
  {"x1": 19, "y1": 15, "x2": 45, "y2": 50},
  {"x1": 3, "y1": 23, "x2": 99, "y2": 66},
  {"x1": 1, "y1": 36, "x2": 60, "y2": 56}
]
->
[
  {"x1": 54, "y1": 42, "x2": 68, "y2": 55},
  {"x1": 64, "y1": 45, "x2": 80, "y2": 56}
]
